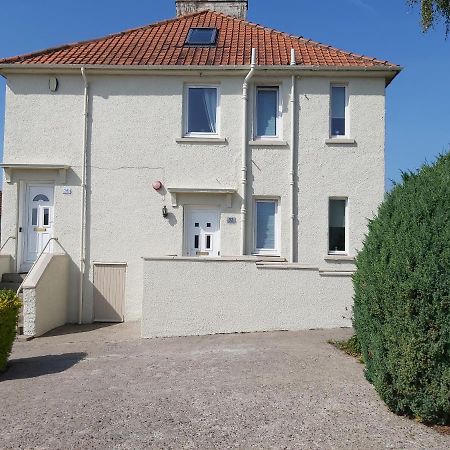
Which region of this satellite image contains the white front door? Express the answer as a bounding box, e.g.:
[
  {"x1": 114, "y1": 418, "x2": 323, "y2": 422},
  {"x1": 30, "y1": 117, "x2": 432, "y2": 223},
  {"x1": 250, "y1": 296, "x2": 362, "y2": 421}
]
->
[
  {"x1": 186, "y1": 209, "x2": 220, "y2": 257},
  {"x1": 21, "y1": 185, "x2": 55, "y2": 272}
]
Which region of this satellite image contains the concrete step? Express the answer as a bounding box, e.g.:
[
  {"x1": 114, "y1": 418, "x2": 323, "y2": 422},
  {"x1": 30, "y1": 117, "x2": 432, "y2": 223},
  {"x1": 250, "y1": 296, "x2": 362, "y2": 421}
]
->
[
  {"x1": 2, "y1": 272, "x2": 27, "y2": 283},
  {"x1": 0, "y1": 282, "x2": 21, "y2": 292}
]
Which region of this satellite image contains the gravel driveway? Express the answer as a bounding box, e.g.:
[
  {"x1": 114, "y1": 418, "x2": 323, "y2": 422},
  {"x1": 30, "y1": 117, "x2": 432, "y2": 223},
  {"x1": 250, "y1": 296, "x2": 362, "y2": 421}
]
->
[{"x1": 0, "y1": 323, "x2": 448, "y2": 449}]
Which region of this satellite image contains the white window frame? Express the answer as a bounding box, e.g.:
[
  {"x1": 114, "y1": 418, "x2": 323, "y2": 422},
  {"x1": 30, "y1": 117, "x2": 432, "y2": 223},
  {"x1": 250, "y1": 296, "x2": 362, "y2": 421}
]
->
[
  {"x1": 330, "y1": 83, "x2": 349, "y2": 139},
  {"x1": 254, "y1": 86, "x2": 281, "y2": 140},
  {"x1": 253, "y1": 198, "x2": 280, "y2": 255},
  {"x1": 184, "y1": 84, "x2": 220, "y2": 138},
  {"x1": 328, "y1": 197, "x2": 349, "y2": 255}
]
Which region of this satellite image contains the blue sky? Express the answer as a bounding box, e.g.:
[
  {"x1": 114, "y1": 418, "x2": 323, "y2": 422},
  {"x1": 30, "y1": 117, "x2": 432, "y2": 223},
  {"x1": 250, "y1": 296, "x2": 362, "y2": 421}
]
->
[{"x1": 0, "y1": 0, "x2": 449, "y2": 187}]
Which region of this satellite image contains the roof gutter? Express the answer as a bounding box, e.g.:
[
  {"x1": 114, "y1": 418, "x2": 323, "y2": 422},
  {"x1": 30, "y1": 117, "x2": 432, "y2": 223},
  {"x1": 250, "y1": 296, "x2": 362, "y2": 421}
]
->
[
  {"x1": 0, "y1": 64, "x2": 402, "y2": 85},
  {"x1": 0, "y1": 63, "x2": 402, "y2": 71}
]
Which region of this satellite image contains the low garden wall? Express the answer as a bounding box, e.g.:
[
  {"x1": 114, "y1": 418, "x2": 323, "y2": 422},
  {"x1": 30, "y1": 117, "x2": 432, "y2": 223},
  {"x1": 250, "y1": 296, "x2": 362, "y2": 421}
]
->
[
  {"x1": 142, "y1": 257, "x2": 354, "y2": 338},
  {"x1": 22, "y1": 253, "x2": 69, "y2": 337}
]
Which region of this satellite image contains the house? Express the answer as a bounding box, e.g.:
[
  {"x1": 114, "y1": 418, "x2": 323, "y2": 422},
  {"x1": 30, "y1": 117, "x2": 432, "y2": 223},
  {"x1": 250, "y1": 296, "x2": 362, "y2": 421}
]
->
[{"x1": 0, "y1": 0, "x2": 400, "y2": 338}]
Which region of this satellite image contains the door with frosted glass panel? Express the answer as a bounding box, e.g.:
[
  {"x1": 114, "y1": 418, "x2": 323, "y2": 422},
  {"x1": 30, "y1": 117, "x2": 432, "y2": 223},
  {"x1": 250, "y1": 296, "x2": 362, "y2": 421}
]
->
[
  {"x1": 186, "y1": 209, "x2": 220, "y2": 257},
  {"x1": 22, "y1": 185, "x2": 54, "y2": 272}
]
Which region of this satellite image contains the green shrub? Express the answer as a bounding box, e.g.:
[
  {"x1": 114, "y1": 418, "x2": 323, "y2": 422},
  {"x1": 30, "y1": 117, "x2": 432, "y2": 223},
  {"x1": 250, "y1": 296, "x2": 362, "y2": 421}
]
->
[
  {"x1": 0, "y1": 290, "x2": 21, "y2": 372},
  {"x1": 353, "y1": 152, "x2": 450, "y2": 425},
  {"x1": 330, "y1": 335, "x2": 363, "y2": 361}
]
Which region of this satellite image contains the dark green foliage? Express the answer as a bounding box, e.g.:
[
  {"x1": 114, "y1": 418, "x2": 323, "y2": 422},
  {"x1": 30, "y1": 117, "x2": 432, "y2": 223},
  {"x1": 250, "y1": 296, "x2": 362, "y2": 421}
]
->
[
  {"x1": 353, "y1": 153, "x2": 450, "y2": 425},
  {"x1": 329, "y1": 335, "x2": 363, "y2": 361},
  {"x1": 408, "y1": 0, "x2": 450, "y2": 34},
  {"x1": 0, "y1": 290, "x2": 21, "y2": 372}
]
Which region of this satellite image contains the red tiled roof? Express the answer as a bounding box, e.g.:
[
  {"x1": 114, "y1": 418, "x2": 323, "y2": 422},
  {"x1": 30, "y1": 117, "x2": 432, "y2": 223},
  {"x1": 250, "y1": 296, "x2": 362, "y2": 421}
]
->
[{"x1": 0, "y1": 11, "x2": 399, "y2": 68}]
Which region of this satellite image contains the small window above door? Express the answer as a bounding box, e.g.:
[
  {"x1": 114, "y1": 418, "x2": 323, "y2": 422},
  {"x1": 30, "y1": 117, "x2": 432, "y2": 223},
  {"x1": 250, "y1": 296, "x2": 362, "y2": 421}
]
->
[{"x1": 33, "y1": 194, "x2": 50, "y2": 202}]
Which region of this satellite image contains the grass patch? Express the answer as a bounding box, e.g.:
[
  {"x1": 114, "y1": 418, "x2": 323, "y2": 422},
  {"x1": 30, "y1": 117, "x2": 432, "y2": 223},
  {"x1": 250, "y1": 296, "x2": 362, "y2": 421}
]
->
[{"x1": 329, "y1": 335, "x2": 363, "y2": 362}]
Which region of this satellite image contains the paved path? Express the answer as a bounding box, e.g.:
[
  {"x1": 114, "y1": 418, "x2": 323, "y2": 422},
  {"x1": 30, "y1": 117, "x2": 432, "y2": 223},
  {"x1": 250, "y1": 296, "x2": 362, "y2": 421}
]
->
[{"x1": 1, "y1": 323, "x2": 448, "y2": 449}]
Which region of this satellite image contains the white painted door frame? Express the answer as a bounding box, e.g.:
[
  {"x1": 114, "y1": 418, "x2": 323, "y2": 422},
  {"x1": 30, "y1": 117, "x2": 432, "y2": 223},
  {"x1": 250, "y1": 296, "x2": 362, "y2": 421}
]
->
[
  {"x1": 18, "y1": 183, "x2": 55, "y2": 272},
  {"x1": 184, "y1": 207, "x2": 221, "y2": 257}
]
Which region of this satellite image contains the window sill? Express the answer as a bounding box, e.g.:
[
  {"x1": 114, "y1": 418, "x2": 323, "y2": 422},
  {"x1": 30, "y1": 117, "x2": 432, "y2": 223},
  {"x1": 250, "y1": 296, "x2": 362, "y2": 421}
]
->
[
  {"x1": 249, "y1": 140, "x2": 288, "y2": 147},
  {"x1": 325, "y1": 254, "x2": 355, "y2": 262},
  {"x1": 176, "y1": 137, "x2": 228, "y2": 144},
  {"x1": 325, "y1": 138, "x2": 356, "y2": 145}
]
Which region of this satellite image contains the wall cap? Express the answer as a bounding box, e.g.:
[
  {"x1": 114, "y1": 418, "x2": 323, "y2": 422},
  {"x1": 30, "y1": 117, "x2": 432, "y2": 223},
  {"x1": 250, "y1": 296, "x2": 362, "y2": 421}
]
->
[{"x1": 143, "y1": 256, "x2": 286, "y2": 262}]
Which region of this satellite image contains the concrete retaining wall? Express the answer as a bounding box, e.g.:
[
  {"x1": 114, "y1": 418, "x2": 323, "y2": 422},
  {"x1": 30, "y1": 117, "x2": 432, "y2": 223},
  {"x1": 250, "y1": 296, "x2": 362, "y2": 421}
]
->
[
  {"x1": 142, "y1": 257, "x2": 353, "y2": 338},
  {"x1": 0, "y1": 254, "x2": 12, "y2": 279},
  {"x1": 22, "y1": 253, "x2": 69, "y2": 337}
]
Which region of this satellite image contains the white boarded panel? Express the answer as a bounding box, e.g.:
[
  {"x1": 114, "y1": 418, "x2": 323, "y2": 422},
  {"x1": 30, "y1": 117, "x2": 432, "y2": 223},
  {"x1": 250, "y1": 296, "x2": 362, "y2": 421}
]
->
[{"x1": 93, "y1": 264, "x2": 126, "y2": 322}]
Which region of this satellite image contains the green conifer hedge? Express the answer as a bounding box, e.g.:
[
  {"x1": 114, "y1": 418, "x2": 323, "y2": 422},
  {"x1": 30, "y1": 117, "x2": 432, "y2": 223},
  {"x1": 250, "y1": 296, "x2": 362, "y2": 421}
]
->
[{"x1": 353, "y1": 153, "x2": 450, "y2": 424}]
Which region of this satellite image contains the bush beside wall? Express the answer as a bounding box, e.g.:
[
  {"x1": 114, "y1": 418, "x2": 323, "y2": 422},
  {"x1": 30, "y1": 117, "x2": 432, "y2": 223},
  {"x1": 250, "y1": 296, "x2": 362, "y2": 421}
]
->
[
  {"x1": 353, "y1": 153, "x2": 450, "y2": 425},
  {"x1": 0, "y1": 290, "x2": 21, "y2": 372}
]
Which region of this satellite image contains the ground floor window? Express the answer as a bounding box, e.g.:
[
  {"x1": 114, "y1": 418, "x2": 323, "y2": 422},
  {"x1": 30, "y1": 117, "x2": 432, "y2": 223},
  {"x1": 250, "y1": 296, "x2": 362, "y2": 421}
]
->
[
  {"x1": 329, "y1": 198, "x2": 347, "y2": 254},
  {"x1": 254, "y1": 199, "x2": 278, "y2": 254}
]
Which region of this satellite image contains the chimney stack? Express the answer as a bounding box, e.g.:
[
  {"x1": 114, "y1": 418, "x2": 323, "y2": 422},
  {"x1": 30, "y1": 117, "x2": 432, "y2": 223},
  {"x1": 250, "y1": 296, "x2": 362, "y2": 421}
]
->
[{"x1": 176, "y1": 0, "x2": 248, "y2": 19}]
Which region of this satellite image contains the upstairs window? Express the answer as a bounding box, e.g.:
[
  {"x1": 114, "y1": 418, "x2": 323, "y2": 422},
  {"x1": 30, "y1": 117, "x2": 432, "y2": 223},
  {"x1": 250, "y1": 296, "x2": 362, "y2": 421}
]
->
[
  {"x1": 185, "y1": 28, "x2": 218, "y2": 46},
  {"x1": 330, "y1": 85, "x2": 348, "y2": 137},
  {"x1": 186, "y1": 86, "x2": 219, "y2": 135},
  {"x1": 329, "y1": 198, "x2": 348, "y2": 254},
  {"x1": 256, "y1": 87, "x2": 279, "y2": 138}
]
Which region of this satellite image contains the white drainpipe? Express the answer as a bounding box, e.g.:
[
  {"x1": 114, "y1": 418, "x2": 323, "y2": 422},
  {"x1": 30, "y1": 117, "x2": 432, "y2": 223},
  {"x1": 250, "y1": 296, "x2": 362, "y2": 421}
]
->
[
  {"x1": 241, "y1": 48, "x2": 257, "y2": 255},
  {"x1": 79, "y1": 67, "x2": 89, "y2": 324},
  {"x1": 290, "y1": 49, "x2": 296, "y2": 263}
]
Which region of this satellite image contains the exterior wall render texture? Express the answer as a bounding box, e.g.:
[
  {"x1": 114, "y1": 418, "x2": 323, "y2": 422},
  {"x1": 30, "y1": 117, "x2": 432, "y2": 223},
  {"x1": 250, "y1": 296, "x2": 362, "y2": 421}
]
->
[
  {"x1": 22, "y1": 253, "x2": 69, "y2": 336},
  {"x1": 1, "y1": 73, "x2": 385, "y2": 326},
  {"x1": 142, "y1": 259, "x2": 353, "y2": 338}
]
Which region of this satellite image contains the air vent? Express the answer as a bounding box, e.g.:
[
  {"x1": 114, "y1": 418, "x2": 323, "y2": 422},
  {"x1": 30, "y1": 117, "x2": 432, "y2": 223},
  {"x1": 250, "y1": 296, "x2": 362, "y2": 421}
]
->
[{"x1": 185, "y1": 28, "x2": 218, "y2": 46}]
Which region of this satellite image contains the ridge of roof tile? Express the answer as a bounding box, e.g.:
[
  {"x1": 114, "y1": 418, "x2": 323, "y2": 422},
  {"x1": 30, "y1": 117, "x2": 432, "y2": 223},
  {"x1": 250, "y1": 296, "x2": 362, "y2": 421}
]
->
[{"x1": 0, "y1": 10, "x2": 400, "y2": 69}]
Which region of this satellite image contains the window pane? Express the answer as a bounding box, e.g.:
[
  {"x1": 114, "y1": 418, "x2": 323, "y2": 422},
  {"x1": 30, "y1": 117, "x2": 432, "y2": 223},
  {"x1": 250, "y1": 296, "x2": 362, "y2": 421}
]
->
[
  {"x1": 331, "y1": 118, "x2": 346, "y2": 136},
  {"x1": 43, "y1": 208, "x2": 50, "y2": 226},
  {"x1": 31, "y1": 208, "x2": 38, "y2": 226},
  {"x1": 257, "y1": 89, "x2": 277, "y2": 136},
  {"x1": 206, "y1": 235, "x2": 212, "y2": 250},
  {"x1": 33, "y1": 194, "x2": 49, "y2": 202},
  {"x1": 329, "y1": 199, "x2": 346, "y2": 252},
  {"x1": 186, "y1": 28, "x2": 218, "y2": 46},
  {"x1": 256, "y1": 201, "x2": 276, "y2": 249},
  {"x1": 188, "y1": 87, "x2": 217, "y2": 133},
  {"x1": 331, "y1": 86, "x2": 346, "y2": 136}
]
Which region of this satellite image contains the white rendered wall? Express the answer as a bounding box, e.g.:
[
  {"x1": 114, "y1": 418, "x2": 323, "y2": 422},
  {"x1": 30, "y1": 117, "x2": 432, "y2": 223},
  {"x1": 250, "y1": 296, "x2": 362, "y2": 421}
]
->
[
  {"x1": 2, "y1": 72, "x2": 386, "y2": 325},
  {"x1": 22, "y1": 253, "x2": 69, "y2": 337},
  {"x1": 142, "y1": 258, "x2": 353, "y2": 338}
]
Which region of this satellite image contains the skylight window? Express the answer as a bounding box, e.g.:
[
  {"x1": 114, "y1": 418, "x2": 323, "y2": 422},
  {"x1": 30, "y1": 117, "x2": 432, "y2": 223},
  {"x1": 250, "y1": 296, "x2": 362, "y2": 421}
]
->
[{"x1": 185, "y1": 28, "x2": 218, "y2": 46}]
